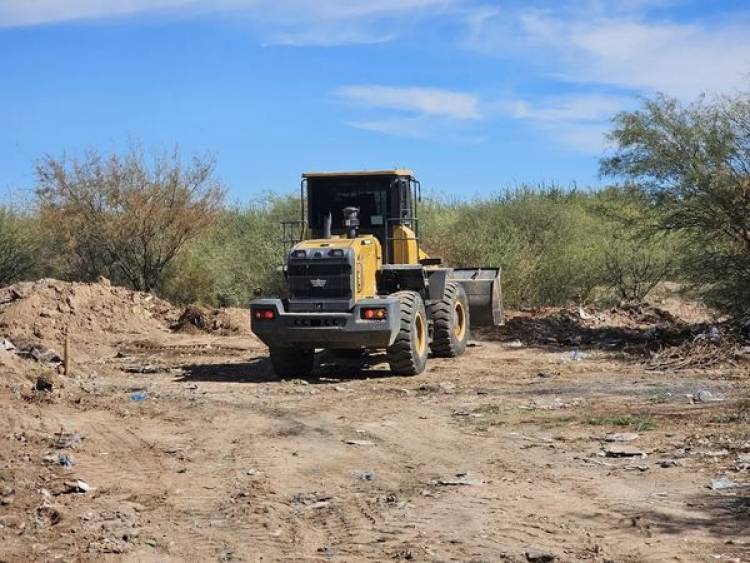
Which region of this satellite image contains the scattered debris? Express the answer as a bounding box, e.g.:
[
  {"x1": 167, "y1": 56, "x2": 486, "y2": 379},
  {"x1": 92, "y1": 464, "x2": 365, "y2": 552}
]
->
[
  {"x1": 1, "y1": 338, "x2": 15, "y2": 351},
  {"x1": 35, "y1": 373, "x2": 56, "y2": 392},
  {"x1": 353, "y1": 470, "x2": 376, "y2": 481},
  {"x1": 130, "y1": 391, "x2": 148, "y2": 401},
  {"x1": 604, "y1": 432, "x2": 640, "y2": 443},
  {"x1": 709, "y1": 477, "x2": 738, "y2": 491},
  {"x1": 658, "y1": 459, "x2": 681, "y2": 468},
  {"x1": 290, "y1": 493, "x2": 332, "y2": 509},
  {"x1": 506, "y1": 340, "x2": 524, "y2": 348},
  {"x1": 602, "y1": 445, "x2": 646, "y2": 458},
  {"x1": 692, "y1": 389, "x2": 724, "y2": 403},
  {"x1": 569, "y1": 350, "x2": 587, "y2": 361},
  {"x1": 52, "y1": 431, "x2": 82, "y2": 449},
  {"x1": 430, "y1": 473, "x2": 483, "y2": 486},
  {"x1": 525, "y1": 548, "x2": 556, "y2": 562},
  {"x1": 125, "y1": 365, "x2": 163, "y2": 374},
  {"x1": 344, "y1": 439, "x2": 374, "y2": 446},
  {"x1": 42, "y1": 452, "x2": 75, "y2": 468},
  {"x1": 521, "y1": 397, "x2": 580, "y2": 411},
  {"x1": 62, "y1": 480, "x2": 90, "y2": 494}
]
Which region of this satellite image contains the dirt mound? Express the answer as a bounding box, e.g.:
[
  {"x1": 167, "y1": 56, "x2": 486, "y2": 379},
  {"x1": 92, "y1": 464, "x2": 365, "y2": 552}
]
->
[
  {"x1": 172, "y1": 305, "x2": 250, "y2": 335},
  {"x1": 0, "y1": 278, "x2": 178, "y2": 356}
]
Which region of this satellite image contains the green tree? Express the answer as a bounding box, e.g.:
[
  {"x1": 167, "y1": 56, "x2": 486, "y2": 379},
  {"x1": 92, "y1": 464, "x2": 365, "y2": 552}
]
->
[{"x1": 602, "y1": 93, "x2": 750, "y2": 313}]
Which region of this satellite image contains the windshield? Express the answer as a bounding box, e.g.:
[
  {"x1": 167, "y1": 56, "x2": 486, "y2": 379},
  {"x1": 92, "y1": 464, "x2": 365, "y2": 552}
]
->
[{"x1": 308, "y1": 176, "x2": 392, "y2": 234}]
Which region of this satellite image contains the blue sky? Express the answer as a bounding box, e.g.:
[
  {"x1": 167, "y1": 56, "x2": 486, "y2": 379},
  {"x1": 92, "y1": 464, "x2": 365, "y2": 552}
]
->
[{"x1": 1, "y1": 0, "x2": 749, "y2": 200}]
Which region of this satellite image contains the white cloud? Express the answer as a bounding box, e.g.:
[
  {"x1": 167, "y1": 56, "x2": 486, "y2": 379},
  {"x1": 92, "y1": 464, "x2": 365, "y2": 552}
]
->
[
  {"x1": 492, "y1": 93, "x2": 632, "y2": 153},
  {"x1": 346, "y1": 117, "x2": 433, "y2": 140},
  {"x1": 496, "y1": 93, "x2": 632, "y2": 122},
  {"x1": 468, "y1": 5, "x2": 750, "y2": 98},
  {"x1": 336, "y1": 85, "x2": 481, "y2": 120},
  {"x1": 0, "y1": 0, "x2": 459, "y2": 46}
]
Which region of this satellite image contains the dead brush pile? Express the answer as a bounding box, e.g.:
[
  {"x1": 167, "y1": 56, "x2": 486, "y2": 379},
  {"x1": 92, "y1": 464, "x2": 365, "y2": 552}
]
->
[{"x1": 171, "y1": 304, "x2": 250, "y2": 336}]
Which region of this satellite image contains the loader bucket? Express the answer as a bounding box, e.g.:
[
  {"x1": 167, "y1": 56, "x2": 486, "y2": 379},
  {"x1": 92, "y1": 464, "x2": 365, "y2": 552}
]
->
[{"x1": 449, "y1": 268, "x2": 504, "y2": 327}]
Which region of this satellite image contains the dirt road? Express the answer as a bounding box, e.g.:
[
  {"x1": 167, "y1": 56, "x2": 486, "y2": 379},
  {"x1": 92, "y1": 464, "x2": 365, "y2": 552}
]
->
[{"x1": 1, "y1": 283, "x2": 749, "y2": 562}]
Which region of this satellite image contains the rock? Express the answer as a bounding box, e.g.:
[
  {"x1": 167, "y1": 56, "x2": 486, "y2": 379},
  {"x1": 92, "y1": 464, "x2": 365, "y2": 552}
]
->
[
  {"x1": 603, "y1": 445, "x2": 646, "y2": 458},
  {"x1": 709, "y1": 477, "x2": 738, "y2": 491},
  {"x1": 525, "y1": 549, "x2": 556, "y2": 562},
  {"x1": 605, "y1": 432, "x2": 640, "y2": 443},
  {"x1": 96, "y1": 276, "x2": 111, "y2": 287}
]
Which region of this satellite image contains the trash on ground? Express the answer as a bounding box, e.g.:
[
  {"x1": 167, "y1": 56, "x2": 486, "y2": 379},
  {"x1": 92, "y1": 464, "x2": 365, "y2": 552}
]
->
[
  {"x1": 353, "y1": 470, "x2": 375, "y2": 481},
  {"x1": 290, "y1": 493, "x2": 333, "y2": 509},
  {"x1": 569, "y1": 350, "x2": 587, "y2": 361},
  {"x1": 35, "y1": 374, "x2": 55, "y2": 392},
  {"x1": 506, "y1": 340, "x2": 524, "y2": 348},
  {"x1": 130, "y1": 391, "x2": 148, "y2": 401},
  {"x1": 42, "y1": 453, "x2": 75, "y2": 468},
  {"x1": 62, "y1": 480, "x2": 90, "y2": 494},
  {"x1": 430, "y1": 473, "x2": 483, "y2": 486},
  {"x1": 709, "y1": 477, "x2": 738, "y2": 491},
  {"x1": 344, "y1": 439, "x2": 374, "y2": 446},
  {"x1": 1, "y1": 338, "x2": 15, "y2": 351},
  {"x1": 602, "y1": 445, "x2": 646, "y2": 458},
  {"x1": 125, "y1": 365, "x2": 163, "y2": 374},
  {"x1": 692, "y1": 390, "x2": 724, "y2": 403},
  {"x1": 525, "y1": 548, "x2": 556, "y2": 562},
  {"x1": 605, "y1": 432, "x2": 640, "y2": 443}
]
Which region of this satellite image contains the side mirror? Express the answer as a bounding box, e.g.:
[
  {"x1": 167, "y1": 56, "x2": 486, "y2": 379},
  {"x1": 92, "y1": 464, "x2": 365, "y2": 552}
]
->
[{"x1": 253, "y1": 287, "x2": 263, "y2": 297}]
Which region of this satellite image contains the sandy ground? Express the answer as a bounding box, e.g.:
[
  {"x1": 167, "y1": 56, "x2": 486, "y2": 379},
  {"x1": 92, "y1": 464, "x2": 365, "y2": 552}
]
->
[{"x1": 1, "y1": 283, "x2": 749, "y2": 562}]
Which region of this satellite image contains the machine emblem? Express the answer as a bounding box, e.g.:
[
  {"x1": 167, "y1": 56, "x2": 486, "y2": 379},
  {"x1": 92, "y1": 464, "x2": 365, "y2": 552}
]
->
[{"x1": 310, "y1": 278, "x2": 327, "y2": 288}]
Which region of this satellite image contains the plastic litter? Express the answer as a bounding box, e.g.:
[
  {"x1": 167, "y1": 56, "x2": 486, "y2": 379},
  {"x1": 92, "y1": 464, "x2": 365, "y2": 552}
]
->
[{"x1": 130, "y1": 391, "x2": 149, "y2": 401}]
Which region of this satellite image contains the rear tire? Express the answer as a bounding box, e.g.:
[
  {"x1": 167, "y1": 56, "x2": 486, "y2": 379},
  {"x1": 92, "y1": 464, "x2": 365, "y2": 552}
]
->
[
  {"x1": 430, "y1": 282, "x2": 470, "y2": 357},
  {"x1": 269, "y1": 346, "x2": 315, "y2": 379},
  {"x1": 387, "y1": 291, "x2": 428, "y2": 376}
]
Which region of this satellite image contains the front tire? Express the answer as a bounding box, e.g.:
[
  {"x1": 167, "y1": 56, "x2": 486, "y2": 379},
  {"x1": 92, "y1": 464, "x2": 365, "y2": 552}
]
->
[
  {"x1": 430, "y1": 282, "x2": 470, "y2": 357},
  {"x1": 387, "y1": 291, "x2": 429, "y2": 376},
  {"x1": 269, "y1": 346, "x2": 315, "y2": 379}
]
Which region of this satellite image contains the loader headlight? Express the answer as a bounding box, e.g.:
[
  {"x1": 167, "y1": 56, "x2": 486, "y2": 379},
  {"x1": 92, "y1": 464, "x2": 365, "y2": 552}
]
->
[
  {"x1": 291, "y1": 250, "x2": 307, "y2": 259},
  {"x1": 328, "y1": 249, "x2": 345, "y2": 257}
]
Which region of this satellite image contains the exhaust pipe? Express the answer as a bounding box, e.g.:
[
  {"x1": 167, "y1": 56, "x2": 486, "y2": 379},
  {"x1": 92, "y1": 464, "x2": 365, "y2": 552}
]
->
[
  {"x1": 342, "y1": 207, "x2": 360, "y2": 239},
  {"x1": 323, "y1": 212, "x2": 332, "y2": 239}
]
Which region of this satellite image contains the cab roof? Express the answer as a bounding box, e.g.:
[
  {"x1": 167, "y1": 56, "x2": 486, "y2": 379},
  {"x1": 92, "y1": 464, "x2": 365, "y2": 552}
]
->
[{"x1": 302, "y1": 169, "x2": 414, "y2": 179}]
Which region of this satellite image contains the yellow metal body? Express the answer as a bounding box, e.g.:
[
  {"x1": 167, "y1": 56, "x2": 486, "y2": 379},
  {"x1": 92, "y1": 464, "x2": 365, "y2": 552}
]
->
[
  {"x1": 392, "y1": 224, "x2": 429, "y2": 265},
  {"x1": 293, "y1": 235, "x2": 382, "y2": 301}
]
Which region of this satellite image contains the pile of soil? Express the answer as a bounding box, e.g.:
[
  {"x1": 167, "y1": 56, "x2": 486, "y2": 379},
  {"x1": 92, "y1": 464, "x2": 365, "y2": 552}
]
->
[{"x1": 0, "y1": 278, "x2": 178, "y2": 365}]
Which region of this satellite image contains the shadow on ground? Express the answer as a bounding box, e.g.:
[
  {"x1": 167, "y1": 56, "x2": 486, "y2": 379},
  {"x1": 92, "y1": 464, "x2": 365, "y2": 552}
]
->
[
  {"x1": 176, "y1": 352, "x2": 402, "y2": 384},
  {"x1": 623, "y1": 487, "x2": 750, "y2": 548}
]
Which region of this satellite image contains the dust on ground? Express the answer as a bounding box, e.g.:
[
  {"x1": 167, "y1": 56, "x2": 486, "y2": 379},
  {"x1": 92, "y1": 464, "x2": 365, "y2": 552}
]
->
[{"x1": 1, "y1": 279, "x2": 749, "y2": 562}]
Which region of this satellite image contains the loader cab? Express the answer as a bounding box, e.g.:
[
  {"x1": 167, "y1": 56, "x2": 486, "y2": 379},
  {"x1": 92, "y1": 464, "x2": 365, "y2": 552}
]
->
[{"x1": 302, "y1": 170, "x2": 420, "y2": 264}]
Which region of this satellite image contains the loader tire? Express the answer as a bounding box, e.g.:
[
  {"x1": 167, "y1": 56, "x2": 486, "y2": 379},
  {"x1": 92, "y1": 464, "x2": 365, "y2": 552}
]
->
[
  {"x1": 430, "y1": 282, "x2": 469, "y2": 357},
  {"x1": 269, "y1": 346, "x2": 315, "y2": 379},
  {"x1": 387, "y1": 291, "x2": 428, "y2": 376}
]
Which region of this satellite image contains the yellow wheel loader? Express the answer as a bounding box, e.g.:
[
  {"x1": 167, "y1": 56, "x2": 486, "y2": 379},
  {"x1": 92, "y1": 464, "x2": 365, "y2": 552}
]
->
[{"x1": 250, "y1": 170, "x2": 503, "y2": 378}]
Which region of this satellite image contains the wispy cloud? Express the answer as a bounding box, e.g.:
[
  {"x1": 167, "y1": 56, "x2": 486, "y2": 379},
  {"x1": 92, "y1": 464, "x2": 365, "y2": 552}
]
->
[
  {"x1": 0, "y1": 0, "x2": 459, "y2": 46},
  {"x1": 337, "y1": 85, "x2": 481, "y2": 120},
  {"x1": 492, "y1": 93, "x2": 634, "y2": 153},
  {"x1": 467, "y1": 3, "x2": 750, "y2": 98}
]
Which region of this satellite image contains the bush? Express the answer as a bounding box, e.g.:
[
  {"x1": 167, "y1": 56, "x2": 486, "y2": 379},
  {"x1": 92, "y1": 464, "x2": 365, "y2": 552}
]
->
[
  {"x1": 0, "y1": 207, "x2": 37, "y2": 286},
  {"x1": 35, "y1": 146, "x2": 225, "y2": 292}
]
